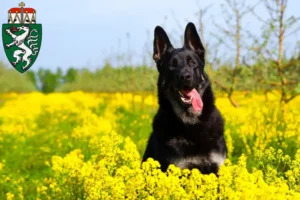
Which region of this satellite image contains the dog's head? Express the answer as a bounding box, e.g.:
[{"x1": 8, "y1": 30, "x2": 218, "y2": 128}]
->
[{"x1": 153, "y1": 22, "x2": 209, "y2": 124}]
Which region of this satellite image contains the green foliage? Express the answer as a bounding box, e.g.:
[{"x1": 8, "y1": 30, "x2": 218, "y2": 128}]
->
[
  {"x1": 113, "y1": 106, "x2": 155, "y2": 155},
  {"x1": 63, "y1": 67, "x2": 78, "y2": 83},
  {"x1": 0, "y1": 61, "x2": 36, "y2": 93},
  {"x1": 56, "y1": 63, "x2": 158, "y2": 93},
  {"x1": 37, "y1": 68, "x2": 63, "y2": 93},
  {"x1": 0, "y1": 57, "x2": 298, "y2": 103}
]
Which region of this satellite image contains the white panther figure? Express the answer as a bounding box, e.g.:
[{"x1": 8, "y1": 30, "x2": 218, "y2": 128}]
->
[{"x1": 5, "y1": 26, "x2": 33, "y2": 69}]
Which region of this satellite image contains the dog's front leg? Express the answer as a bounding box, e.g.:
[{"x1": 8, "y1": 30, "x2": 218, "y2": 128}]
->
[{"x1": 142, "y1": 134, "x2": 158, "y2": 162}]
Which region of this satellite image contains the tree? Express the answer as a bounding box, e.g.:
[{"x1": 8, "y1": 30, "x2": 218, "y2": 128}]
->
[
  {"x1": 250, "y1": 0, "x2": 300, "y2": 109},
  {"x1": 37, "y1": 68, "x2": 63, "y2": 93},
  {"x1": 26, "y1": 71, "x2": 38, "y2": 89},
  {"x1": 212, "y1": 0, "x2": 252, "y2": 107},
  {"x1": 64, "y1": 67, "x2": 78, "y2": 84}
]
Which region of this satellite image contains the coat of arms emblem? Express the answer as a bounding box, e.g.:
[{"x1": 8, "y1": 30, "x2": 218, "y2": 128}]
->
[{"x1": 2, "y1": 2, "x2": 42, "y2": 73}]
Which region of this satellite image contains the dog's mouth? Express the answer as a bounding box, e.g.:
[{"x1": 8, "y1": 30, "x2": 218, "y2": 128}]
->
[
  {"x1": 177, "y1": 88, "x2": 203, "y2": 112},
  {"x1": 178, "y1": 90, "x2": 193, "y2": 104}
]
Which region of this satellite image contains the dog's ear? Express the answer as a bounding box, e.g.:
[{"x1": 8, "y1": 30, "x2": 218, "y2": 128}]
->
[
  {"x1": 184, "y1": 22, "x2": 205, "y2": 62},
  {"x1": 153, "y1": 26, "x2": 173, "y2": 63}
]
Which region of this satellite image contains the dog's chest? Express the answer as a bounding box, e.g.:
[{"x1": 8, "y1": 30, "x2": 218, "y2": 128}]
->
[
  {"x1": 170, "y1": 152, "x2": 225, "y2": 170},
  {"x1": 166, "y1": 137, "x2": 225, "y2": 170}
]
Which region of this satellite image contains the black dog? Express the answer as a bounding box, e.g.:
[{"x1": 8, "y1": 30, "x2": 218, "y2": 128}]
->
[{"x1": 142, "y1": 22, "x2": 227, "y2": 175}]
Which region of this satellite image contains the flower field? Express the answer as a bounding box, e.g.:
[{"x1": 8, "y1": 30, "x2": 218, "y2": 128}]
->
[{"x1": 0, "y1": 91, "x2": 299, "y2": 200}]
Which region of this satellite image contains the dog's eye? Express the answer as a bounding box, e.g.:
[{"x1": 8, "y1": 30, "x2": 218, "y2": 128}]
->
[{"x1": 189, "y1": 59, "x2": 197, "y2": 67}]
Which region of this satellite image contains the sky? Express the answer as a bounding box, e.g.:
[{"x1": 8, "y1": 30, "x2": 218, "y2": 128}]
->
[{"x1": 0, "y1": 0, "x2": 299, "y2": 72}]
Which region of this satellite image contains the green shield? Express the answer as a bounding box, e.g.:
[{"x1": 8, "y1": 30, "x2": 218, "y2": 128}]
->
[{"x1": 2, "y1": 24, "x2": 42, "y2": 73}]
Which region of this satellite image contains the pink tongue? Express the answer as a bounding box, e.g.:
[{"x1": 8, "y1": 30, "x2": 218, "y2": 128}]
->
[{"x1": 181, "y1": 88, "x2": 203, "y2": 112}]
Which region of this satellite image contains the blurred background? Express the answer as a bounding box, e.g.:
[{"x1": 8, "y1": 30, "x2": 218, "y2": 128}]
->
[{"x1": 0, "y1": 0, "x2": 299, "y2": 106}]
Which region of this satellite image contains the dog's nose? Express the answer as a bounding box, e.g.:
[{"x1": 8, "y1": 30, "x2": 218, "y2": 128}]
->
[{"x1": 179, "y1": 72, "x2": 192, "y2": 83}]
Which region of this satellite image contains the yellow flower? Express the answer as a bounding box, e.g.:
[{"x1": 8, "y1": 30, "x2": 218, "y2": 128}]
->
[
  {"x1": 6, "y1": 192, "x2": 14, "y2": 200},
  {"x1": 0, "y1": 92, "x2": 299, "y2": 199}
]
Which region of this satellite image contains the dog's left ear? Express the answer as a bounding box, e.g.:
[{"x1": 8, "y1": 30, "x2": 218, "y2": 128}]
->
[
  {"x1": 153, "y1": 26, "x2": 173, "y2": 63},
  {"x1": 184, "y1": 22, "x2": 205, "y2": 62}
]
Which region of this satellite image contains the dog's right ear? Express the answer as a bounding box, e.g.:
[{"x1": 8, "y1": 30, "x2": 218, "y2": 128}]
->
[
  {"x1": 184, "y1": 22, "x2": 205, "y2": 62},
  {"x1": 153, "y1": 26, "x2": 173, "y2": 63}
]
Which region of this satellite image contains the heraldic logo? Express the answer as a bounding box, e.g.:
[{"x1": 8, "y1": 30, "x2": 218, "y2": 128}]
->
[{"x1": 2, "y1": 2, "x2": 42, "y2": 73}]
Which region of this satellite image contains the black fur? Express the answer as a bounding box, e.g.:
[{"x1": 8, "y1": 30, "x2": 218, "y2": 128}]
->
[{"x1": 142, "y1": 22, "x2": 227, "y2": 175}]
